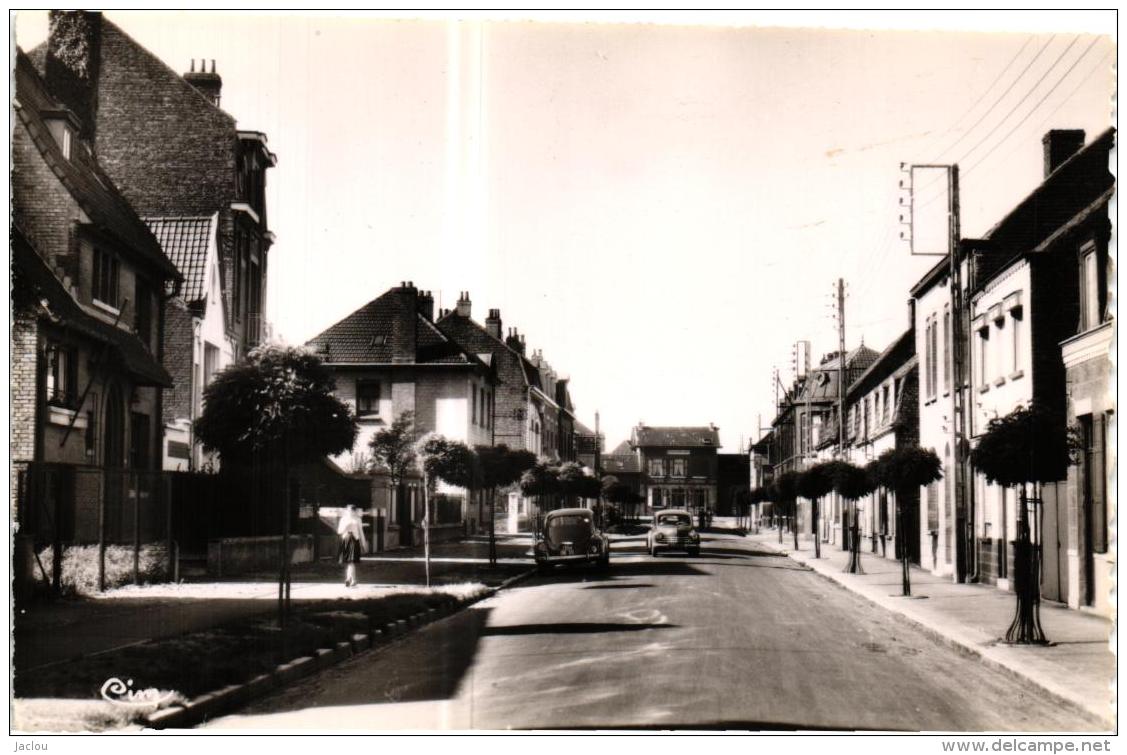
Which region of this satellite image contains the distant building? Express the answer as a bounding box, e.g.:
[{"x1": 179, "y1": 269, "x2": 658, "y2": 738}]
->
[
  {"x1": 716, "y1": 453, "x2": 751, "y2": 516},
  {"x1": 632, "y1": 425, "x2": 721, "y2": 513},
  {"x1": 30, "y1": 11, "x2": 277, "y2": 470}
]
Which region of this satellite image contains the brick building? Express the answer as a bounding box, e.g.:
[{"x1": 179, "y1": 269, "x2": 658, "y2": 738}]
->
[
  {"x1": 304, "y1": 283, "x2": 497, "y2": 547},
  {"x1": 437, "y1": 295, "x2": 577, "y2": 462},
  {"x1": 909, "y1": 127, "x2": 1114, "y2": 609},
  {"x1": 11, "y1": 49, "x2": 180, "y2": 585},
  {"x1": 632, "y1": 425, "x2": 722, "y2": 514},
  {"x1": 31, "y1": 12, "x2": 277, "y2": 471}
]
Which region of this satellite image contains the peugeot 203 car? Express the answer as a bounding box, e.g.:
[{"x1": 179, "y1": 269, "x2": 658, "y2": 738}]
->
[
  {"x1": 647, "y1": 509, "x2": 701, "y2": 556},
  {"x1": 534, "y1": 508, "x2": 610, "y2": 572}
]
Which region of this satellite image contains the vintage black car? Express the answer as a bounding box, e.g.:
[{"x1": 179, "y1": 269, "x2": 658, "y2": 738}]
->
[
  {"x1": 647, "y1": 509, "x2": 701, "y2": 556},
  {"x1": 534, "y1": 508, "x2": 610, "y2": 571}
]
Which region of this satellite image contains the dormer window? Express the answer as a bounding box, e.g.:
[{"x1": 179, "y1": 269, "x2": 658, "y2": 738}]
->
[{"x1": 60, "y1": 126, "x2": 71, "y2": 159}]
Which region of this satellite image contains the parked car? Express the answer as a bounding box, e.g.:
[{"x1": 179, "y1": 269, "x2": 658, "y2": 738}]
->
[
  {"x1": 534, "y1": 508, "x2": 610, "y2": 572},
  {"x1": 647, "y1": 509, "x2": 701, "y2": 557}
]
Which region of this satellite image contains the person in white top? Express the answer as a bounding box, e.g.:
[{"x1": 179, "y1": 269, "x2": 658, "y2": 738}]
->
[{"x1": 337, "y1": 505, "x2": 368, "y2": 587}]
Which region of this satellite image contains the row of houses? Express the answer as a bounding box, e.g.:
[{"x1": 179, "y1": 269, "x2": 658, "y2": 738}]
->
[
  {"x1": 299, "y1": 283, "x2": 596, "y2": 547},
  {"x1": 752, "y1": 127, "x2": 1114, "y2": 618},
  {"x1": 11, "y1": 11, "x2": 277, "y2": 583}
]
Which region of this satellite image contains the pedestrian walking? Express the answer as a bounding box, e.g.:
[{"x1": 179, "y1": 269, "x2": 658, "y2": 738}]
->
[{"x1": 337, "y1": 505, "x2": 367, "y2": 587}]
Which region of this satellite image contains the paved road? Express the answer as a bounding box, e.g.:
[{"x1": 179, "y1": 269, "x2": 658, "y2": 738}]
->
[{"x1": 208, "y1": 531, "x2": 1102, "y2": 731}]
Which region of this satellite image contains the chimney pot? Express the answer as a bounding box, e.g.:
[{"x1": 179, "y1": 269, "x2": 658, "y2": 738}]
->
[
  {"x1": 1042, "y1": 129, "x2": 1085, "y2": 178},
  {"x1": 455, "y1": 290, "x2": 472, "y2": 317}
]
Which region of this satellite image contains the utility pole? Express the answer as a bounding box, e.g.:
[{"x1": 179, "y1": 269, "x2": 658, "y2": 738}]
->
[
  {"x1": 947, "y1": 166, "x2": 970, "y2": 584},
  {"x1": 837, "y1": 278, "x2": 846, "y2": 457}
]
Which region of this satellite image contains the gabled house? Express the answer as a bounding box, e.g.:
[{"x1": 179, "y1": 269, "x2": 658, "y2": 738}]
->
[
  {"x1": 632, "y1": 425, "x2": 721, "y2": 514},
  {"x1": 436, "y1": 295, "x2": 578, "y2": 463},
  {"x1": 12, "y1": 49, "x2": 180, "y2": 587},
  {"x1": 30, "y1": 11, "x2": 277, "y2": 471},
  {"x1": 304, "y1": 283, "x2": 497, "y2": 547}
]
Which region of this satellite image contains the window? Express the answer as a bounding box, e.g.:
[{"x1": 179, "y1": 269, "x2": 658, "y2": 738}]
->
[
  {"x1": 1079, "y1": 246, "x2": 1101, "y2": 331},
  {"x1": 134, "y1": 279, "x2": 152, "y2": 345},
  {"x1": 479, "y1": 387, "x2": 486, "y2": 426},
  {"x1": 978, "y1": 328, "x2": 990, "y2": 388},
  {"x1": 471, "y1": 388, "x2": 478, "y2": 425},
  {"x1": 942, "y1": 308, "x2": 951, "y2": 392},
  {"x1": 930, "y1": 318, "x2": 938, "y2": 399},
  {"x1": 1010, "y1": 314, "x2": 1021, "y2": 375},
  {"x1": 882, "y1": 385, "x2": 891, "y2": 423},
  {"x1": 61, "y1": 126, "x2": 71, "y2": 159},
  {"x1": 652, "y1": 488, "x2": 663, "y2": 508},
  {"x1": 92, "y1": 248, "x2": 120, "y2": 308},
  {"x1": 45, "y1": 342, "x2": 77, "y2": 407},
  {"x1": 357, "y1": 380, "x2": 381, "y2": 416},
  {"x1": 671, "y1": 458, "x2": 686, "y2": 477},
  {"x1": 129, "y1": 412, "x2": 151, "y2": 470},
  {"x1": 203, "y1": 343, "x2": 220, "y2": 388},
  {"x1": 863, "y1": 397, "x2": 871, "y2": 439},
  {"x1": 648, "y1": 458, "x2": 665, "y2": 477}
]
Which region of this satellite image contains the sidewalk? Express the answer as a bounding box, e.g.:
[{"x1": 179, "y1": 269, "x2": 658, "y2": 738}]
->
[
  {"x1": 748, "y1": 530, "x2": 1116, "y2": 728},
  {"x1": 14, "y1": 536, "x2": 532, "y2": 674}
]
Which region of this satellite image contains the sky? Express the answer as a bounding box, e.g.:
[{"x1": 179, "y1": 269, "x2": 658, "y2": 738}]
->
[{"x1": 13, "y1": 11, "x2": 1116, "y2": 453}]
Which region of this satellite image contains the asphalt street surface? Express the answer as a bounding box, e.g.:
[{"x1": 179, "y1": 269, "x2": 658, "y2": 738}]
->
[{"x1": 208, "y1": 530, "x2": 1102, "y2": 731}]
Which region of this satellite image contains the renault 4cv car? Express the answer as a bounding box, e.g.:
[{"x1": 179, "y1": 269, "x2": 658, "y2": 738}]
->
[
  {"x1": 534, "y1": 508, "x2": 610, "y2": 572},
  {"x1": 647, "y1": 509, "x2": 701, "y2": 556}
]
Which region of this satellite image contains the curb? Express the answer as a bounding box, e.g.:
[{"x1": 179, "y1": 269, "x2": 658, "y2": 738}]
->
[
  {"x1": 750, "y1": 535, "x2": 1113, "y2": 729},
  {"x1": 145, "y1": 567, "x2": 537, "y2": 730}
]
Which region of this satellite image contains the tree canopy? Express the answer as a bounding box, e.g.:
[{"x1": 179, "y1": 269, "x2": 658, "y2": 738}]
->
[
  {"x1": 415, "y1": 434, "x2": 478, "y2": 489},
  {"x1": 796, "y1": 462, "x2": 835, "y2": 501},
  {"x1": 970, "y1": 404, "x2": 1072, "y2": 487},
  {"x1": 475, "y1": 445, "x2": 537, "y2": 490},
  {"x1": 772, "y1": 470, "x2": 800, "y2": 503},
  {"x1": 829, "y1": 461, "x2": 874, "y2": 501},
  {"x1": 194, "y1": 344, "x2": 357, "y2": 465},
  {"x1": 520, "y1": 459, "x2": 561, "y2": 497},
  {"x1": 871, "y1": 446, "x2": 943, "y2": 492},
  {"x1": 369, "y1": 410, "x2": 418, "y2": 484}
]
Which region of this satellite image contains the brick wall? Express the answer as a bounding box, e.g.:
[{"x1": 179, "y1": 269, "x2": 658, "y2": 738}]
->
[
  {"x1": 162, "y1": 298, "x2": 196, "y2": 422},
  {"x1": 92, "y1": 20, "x2": 236, "y2": 217},
  {"x1": 11, "y1": 306, "x2": 39, "y2": 518},
  {"x1": 11, "y1": 117, "x2": 84, "y2": 270}
]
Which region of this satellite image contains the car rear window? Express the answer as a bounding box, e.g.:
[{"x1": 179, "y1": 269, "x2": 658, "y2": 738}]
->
[
  {"x1": 657, "y1": 514, "x2": 692, "y2": 526},
  {"x1": 547, "y1": 515, "x2": 592, "y2": 541}
]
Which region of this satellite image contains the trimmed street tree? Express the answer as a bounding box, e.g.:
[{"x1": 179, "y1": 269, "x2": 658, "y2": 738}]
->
[
  {"x1": 748, "y1": 486, "x2": 770, "y2": 534},
  {"x1": 520, "y1": 459, "x2": 561, "y2": 532},
  {"x1": 476, "y1": 445, "x2": 537, "y2": 565},
  {"x1": 797, "y1": 462, "x2": 834, "y2": 559},
  {"x1": 369, "y1": 410, "x2": 418, "y2": 544},
  {"x1": 415, "y1": 434, "x2": 477, "y2": 587},
  {"x1": 870, "y1": 446, "x2": 942, "y2": 596},
  {"x1": 194, "y1": 344, "x2": 357, "y2": 626},
  {"x1": 828, "y1": 461, "x2": 876, "y2": 574},
  {"x1": 773, "y1": 471, "x2": 801, "y2": 550},
  {"x1": 970, "y1": 404, "x2": 1071, "y2": 644}
]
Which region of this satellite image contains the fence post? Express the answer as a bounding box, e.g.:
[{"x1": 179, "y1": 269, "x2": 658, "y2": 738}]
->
[
  {"x1": 166, "y1": 474, "x2": 174, "y2": 583},
  {"x1": 98, "y1": 470, "x2": 107, "y2": 592},
  {"x1": 133, "y1": 472, "x2": 141, "y2": 586}
]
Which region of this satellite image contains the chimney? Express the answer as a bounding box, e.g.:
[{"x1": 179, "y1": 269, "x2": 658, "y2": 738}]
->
[
  {"x1": 391, "y1": 282, "x2": 417, "y2": 363},
  {"x1": 455, "y1": 291, "x2": 472, "y2": 318},
  {"x1": 417, "y1": 289, "x2": 434, "y2": 321},
  {"x1": 505, "y1": 328, "x2": 525, "y2": 355},
  {"x1": 485, "y1": 309, "x2": 502, "y2": 340},
  {"x1": 184, "y1": 58, "x2": 223, "y2": 107},
  {"x1": 46, "y1": 11, "x2": 102, "y2": 142},
  {"x1": 1042, "y1": 129, "x2": 1085, "y2": 177}
]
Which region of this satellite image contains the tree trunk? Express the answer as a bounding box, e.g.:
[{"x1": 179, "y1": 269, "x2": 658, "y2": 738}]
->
[{"x1": 489, "y1": 486, "x2": 497, "y2": 566}]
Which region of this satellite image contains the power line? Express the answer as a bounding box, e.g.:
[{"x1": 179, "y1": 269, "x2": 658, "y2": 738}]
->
[
  {"x1": 913, "y1": 35, "x2": 1074, "y2": 205},
  {"x1": 927, "y1": 35, "x2": 1039, "y2": 162},
  {"x1": 962, "y1": 36, "x2": 1103, "y2": 181}
]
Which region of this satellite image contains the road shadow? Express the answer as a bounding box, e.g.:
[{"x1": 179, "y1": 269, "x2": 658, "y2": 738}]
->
[
  {"x1": 534, "y1": 560, "x2": 710, "y2": 584},
  {"x1": 481, "y1": 621, "x2": 676, "y2": 637},
  {"x1": 580, "y1": 583, "x2": 655, "y2": 590}
]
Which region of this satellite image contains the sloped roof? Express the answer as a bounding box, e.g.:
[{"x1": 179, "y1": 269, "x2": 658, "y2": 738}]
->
[
  {"x1": 436, "y1": 311, "x2": 532, "y2": 388},
  {"x1": 305, "y1": 288, "x2": 484, "y2": 366},
  {"x1": 145, "y1": 215, "x2": 216, "y2": 305},
  {"x1": 13, "y1": 230, "x2": 172, "y2": 387},
  {"x1": 797, "y1": 345, "x2": 880, "y2": 402},
  {"x1": 601, "y1": 454, "x2": 641, "y2": 475},
  {"x1": 634, "y1": 426, "x2": 720, "y2": 448},
  {"x1": 13, "y1": 50, "x2": 179, "y2": 280},
  {"x1": 847, "y1": 331, "x2": 916, "y2": 401},
  {"x1": 608, "y1": 440, "x2": 633, "y2": 455}
]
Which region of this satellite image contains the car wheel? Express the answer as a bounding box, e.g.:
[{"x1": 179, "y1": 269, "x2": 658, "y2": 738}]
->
[
  {"x1": 650, "y1": 546, "x2": 659, "y2": 558},
  {"x1": 688, "y1": 548, "x2": 700, "y2": 557},
  {"x1": 536, "y1": 562, "x2": 551, "y2": 574},
  {"x1": 600, "y1": 552, "x2": 610, "y2": 569}
]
